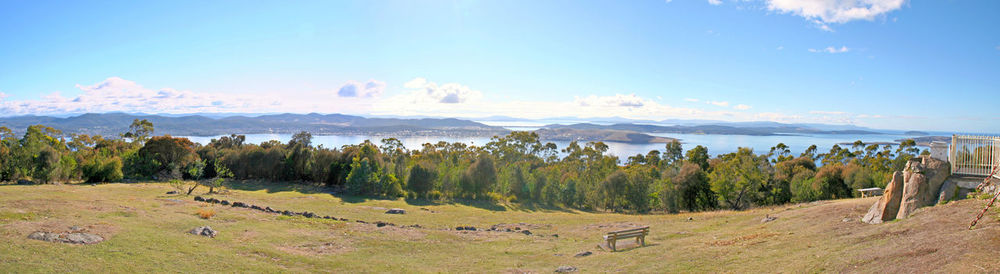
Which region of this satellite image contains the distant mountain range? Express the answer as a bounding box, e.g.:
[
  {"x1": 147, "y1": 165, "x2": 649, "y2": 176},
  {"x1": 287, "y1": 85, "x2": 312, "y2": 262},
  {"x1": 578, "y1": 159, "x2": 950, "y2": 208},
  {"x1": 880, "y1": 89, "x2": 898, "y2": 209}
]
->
[
  {"x1": 542, "y1": 123, "x2": 882, "y2": 136},
  {"x1": 0, "y1": 113, "x2": 917, "y2": 144},
  {"x1": 0, "y1": 113, "x2": 507, "y2": 137}
]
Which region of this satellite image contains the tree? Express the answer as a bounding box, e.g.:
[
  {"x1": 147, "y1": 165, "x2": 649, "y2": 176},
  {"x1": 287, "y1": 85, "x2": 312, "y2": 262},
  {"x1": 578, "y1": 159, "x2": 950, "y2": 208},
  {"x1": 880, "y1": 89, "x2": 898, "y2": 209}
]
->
[
  {"x1": 463, "y1": 154, "x2": 497, "y2": 198},
  {"x1": 664, "y1": 140, "x2": 683, "y2": 165},
  {"x1": 770, "y1": 157, "x2": 815, "y2": 204},
  {"x1": 800, "y1": 145, "x2": 818, "y2": 159},
  {"x1": 769, "y1": 143, "x2": 792, "y2": 163},
  {"x1": 812, "y1": 164, "x2": 851, "y2": 200},
  {"x1": 685, "y1": 145, "x2": 710, "y2": 170},
  {"x1": 122, "y1": 119, "x2": 154, "y2": 144},
  {"x1": 674, "y1": 162, "x2": 715, "y2": 212},
  {"x1": 708, "y1": 148, "x2": 770, "y2": 210},
  {"x1": 346, "y1": 157, "x2": 379, "y2": 195},
  {"x1": 135, "y1": 136, "x2": 198, "y2": 179},
  {"x1": 600, "y1": 170, "x2": 629, "y2": 211},
  {"x1": 406, "y1": 163, "x2": 436, "y2": 197}
]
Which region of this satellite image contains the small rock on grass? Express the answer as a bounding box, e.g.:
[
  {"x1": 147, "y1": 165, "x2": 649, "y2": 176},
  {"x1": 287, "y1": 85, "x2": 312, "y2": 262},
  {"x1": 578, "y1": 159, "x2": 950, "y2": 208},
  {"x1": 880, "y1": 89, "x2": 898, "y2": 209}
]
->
[
  {"x1": 189, "y1": 226, "x2": 218, "y2": 238},
  {"x1": 385, "y1": 208, "x2": 406, "y2": 214},
  {"x1": 761, "y1": 214, "x2": 777, "y2": 223},
  {"x1": 574, "y1": 251, "x2": 592, "y2": 257},
  {"x1": 555, "y1": 266, "x2": 578, "y2": 272}
]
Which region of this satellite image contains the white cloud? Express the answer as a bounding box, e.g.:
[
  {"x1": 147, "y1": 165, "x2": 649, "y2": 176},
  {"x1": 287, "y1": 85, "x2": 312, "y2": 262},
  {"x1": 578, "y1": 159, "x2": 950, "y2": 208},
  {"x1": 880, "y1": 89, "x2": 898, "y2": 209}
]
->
[
  {"x1": 767, "y1": 0, "x2": 906, "y2": 23},
  {"x1": 776, "y1": 46, "x2": 784, "y2": 50},
  {"x1": 767, "y1": 0, "x2": 906, "y2": 31},
  {"x1": 808, "y1": 46, "x2": 849, "y2": 53},
  {"x1": 0, "y1": 77, "x2": 380, "y2": 116},
  {"x1": 709, "y1": 101, "x2": 730, "y2": 107},
  {"x1": 575, "y1": 94, "x2": 646, "y2": 108},
  {"x1": 4, "y1": 77, "x2": 904, "y2": 130},
  {"x1": 338, "y1": 80, "x2": 385, "y2": 98},
  {"x1": 400, "y1": 77, "x2": 483, "y2": 104},
  {"x1": 708, "y1": 0, "x2": 723, "y2": 5}
]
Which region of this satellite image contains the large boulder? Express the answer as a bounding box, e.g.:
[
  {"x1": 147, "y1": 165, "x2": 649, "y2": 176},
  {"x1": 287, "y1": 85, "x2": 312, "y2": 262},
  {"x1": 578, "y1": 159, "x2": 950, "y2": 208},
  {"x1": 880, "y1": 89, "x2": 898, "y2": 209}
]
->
[
  {"x1": 896, "y1": 156, "x2": 950, "y2": 219},
  {"x1": 862, "y1": 171, "x2": 904, "y2": 224}
]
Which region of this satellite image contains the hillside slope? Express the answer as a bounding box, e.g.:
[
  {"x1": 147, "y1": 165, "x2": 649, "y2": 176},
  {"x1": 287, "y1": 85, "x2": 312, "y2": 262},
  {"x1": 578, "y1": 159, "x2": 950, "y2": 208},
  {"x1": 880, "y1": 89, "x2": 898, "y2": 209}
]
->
[{"x1": 0, "y1": 182, "x2": 998, "y2": 272}]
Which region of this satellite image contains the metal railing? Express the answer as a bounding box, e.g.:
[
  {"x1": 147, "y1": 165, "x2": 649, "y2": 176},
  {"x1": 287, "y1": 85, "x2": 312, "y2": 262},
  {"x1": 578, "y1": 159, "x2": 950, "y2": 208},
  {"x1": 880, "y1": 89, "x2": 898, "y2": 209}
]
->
[{"x1": 950, "y1": 134, "x2": 1000, "y2": 178}]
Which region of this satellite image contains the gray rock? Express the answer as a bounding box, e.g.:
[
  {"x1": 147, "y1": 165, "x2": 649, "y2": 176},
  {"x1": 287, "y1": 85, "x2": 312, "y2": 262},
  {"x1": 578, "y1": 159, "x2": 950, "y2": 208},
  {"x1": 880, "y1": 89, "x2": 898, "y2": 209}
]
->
[
  {"x1": 574, "y1": 251, "x2": 592, "y2": 257},
  {"x1": 27, "y1": 231, "x2": 59, "y2": 242},
  {"x1": 166, "y1": 191, "x2": 179, "y2": 195},
  {"x1": 28, "y1": 231, "x2": 104, "y2": 244},
  {"x1": 64, "y1": 233, "x2": 104, "y2": 244},
  {"x1": 555, "y1": 266, "x2": 578, "y2": 272},
  {"x1": 385, "y1": 208, "x2": 406, "y2": 214},
  {"x1": 937, "y1": 179, "x2": 958, "y2": 204},
  {"x1": 188, "y1": 226, "x2": 217, "y2": 238},
  {"x1": 761, "y1": 215, "x2": 777, "y2": 223},
  {"x1": 521, "y1": 230, "x2": 532, "y2": 235}
]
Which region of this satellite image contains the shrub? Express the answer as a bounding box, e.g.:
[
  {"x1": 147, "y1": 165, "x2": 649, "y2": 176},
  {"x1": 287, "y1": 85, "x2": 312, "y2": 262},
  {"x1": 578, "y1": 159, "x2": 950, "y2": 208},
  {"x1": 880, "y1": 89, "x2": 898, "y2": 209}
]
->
[
  {"x1": 483, "y1": 192, "x2": 504, "y2": 203},
  {"x1": 196, "y1": 208, "x2": 215, "y2": 219},
  {"x1": 427, "y1": 190, "x2": 444, "y2": 200},
  {"x1": 81, "y1": 156, "x2": 123, "y2": 183}
]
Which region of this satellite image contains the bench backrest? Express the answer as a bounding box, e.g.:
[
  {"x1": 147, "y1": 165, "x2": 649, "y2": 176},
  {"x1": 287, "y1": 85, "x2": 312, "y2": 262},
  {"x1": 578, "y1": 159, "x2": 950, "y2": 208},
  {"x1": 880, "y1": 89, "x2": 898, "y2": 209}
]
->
[{"x1": 606, "y1": 226, "x2": 649, "y2": 236}]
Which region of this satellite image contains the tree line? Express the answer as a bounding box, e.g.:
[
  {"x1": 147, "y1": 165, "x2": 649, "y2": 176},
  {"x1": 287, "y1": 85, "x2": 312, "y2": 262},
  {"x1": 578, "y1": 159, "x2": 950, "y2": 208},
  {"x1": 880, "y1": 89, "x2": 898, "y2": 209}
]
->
[{"x1": 0, "y1": 120, "x2": 926, "y2": 213}]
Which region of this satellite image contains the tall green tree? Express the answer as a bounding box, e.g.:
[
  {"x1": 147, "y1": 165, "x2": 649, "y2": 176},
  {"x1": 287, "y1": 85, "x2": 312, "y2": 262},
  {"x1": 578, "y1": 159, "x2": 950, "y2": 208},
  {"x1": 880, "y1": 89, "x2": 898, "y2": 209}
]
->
[{"x1": 708, "y1": 148, "x2": 770, "y2": 210}]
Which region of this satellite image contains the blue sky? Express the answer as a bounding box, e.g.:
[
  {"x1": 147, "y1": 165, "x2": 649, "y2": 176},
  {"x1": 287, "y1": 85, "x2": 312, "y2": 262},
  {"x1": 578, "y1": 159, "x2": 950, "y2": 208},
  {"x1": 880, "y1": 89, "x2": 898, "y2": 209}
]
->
[{"x1": 1, "y1": 0, "x2": 998, "y2": 132}]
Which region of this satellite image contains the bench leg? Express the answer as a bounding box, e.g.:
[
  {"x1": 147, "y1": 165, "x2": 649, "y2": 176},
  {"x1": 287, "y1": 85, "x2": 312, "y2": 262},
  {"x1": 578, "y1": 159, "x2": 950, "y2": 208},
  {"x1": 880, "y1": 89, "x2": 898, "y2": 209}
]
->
[{"x1": 640, "y1": 236, "x2": 645, "y2": 247}]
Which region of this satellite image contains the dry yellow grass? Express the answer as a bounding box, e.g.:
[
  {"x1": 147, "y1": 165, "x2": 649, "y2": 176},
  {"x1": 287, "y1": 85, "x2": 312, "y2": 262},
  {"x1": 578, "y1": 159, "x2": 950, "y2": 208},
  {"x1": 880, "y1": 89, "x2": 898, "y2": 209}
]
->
[
  {"x1": 196, "y1": 208, "x2": 216, "y2": 219},
  {"x1": 0, "y1": 181, "x2": 998, "y2": 273}
]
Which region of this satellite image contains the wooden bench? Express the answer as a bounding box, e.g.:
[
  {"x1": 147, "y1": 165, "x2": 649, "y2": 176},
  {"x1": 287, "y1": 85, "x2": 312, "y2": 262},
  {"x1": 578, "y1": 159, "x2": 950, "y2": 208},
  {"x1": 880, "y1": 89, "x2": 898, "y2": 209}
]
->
[{"x1": 603, "y1": 226, "x2": 649, "y2": 251}]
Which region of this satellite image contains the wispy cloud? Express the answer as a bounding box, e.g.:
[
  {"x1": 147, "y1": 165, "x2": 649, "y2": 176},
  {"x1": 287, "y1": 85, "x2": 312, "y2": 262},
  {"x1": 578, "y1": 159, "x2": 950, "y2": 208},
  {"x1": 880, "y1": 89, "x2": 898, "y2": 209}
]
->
[
  {"x1": 576, "y1": 94, "x2": 645, "y2": 108},
  {"x1": 734, "y1": 104, "x2": 752, "y2": 110},
  {"x1": 707, "y1": 0, "x2": 722, "y2": 5},
  {"x1": 683, "y1": 98, "x2": 700, "y2": 102},
  {"x1": 808, "y1": 46, "x2": 849, "y2": 53},
  {"x1": 766, "y1": 0, "x2": 907, "y2": 31}
]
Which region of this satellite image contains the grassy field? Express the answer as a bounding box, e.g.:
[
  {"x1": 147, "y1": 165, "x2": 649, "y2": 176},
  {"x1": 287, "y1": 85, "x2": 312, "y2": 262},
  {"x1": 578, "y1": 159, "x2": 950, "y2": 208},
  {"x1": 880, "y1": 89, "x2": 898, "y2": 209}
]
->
[{"x1": 1, "y1": 181, "x2": 999, "y2": 273}]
